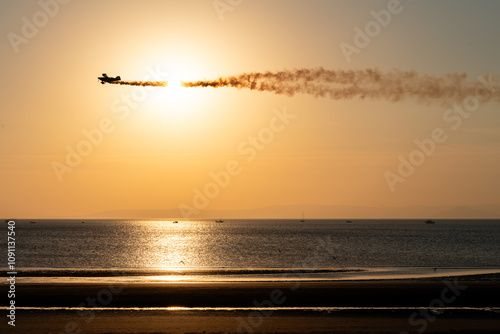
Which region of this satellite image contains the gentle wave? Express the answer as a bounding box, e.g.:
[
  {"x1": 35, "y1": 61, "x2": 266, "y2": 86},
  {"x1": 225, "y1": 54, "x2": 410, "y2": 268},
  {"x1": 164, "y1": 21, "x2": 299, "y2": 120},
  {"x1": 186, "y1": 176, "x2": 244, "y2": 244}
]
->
[
  {"x1": 9, "y1": 306, "x2": 500, "y2": 313},
  {"x1": 6, "y1": 267, "x2": 366, "y2": 277}
]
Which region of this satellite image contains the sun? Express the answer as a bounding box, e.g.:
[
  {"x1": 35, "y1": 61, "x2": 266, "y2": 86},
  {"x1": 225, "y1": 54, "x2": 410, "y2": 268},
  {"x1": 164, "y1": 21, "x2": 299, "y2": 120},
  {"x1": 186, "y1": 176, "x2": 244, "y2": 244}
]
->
[
  {"x1": 159, "y1": 70, "x2": 197, "y2": 110},
  {"x1": 166, "y1": 73, "x2": 183, "y2": 93},
  {"x1": 144, "y1": 69, "x2": 192, "y2": 103},
  {"x1": 131, "y1": 53, "x2": 219, "y2": 124},
  {"x1": 140, "y1": 67, "x2": 209, "y2": 121}
]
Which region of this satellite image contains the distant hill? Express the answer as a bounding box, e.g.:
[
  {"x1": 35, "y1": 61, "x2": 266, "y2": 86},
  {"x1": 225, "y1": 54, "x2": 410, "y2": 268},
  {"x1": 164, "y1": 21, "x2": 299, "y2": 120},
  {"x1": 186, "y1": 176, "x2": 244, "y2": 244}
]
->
[
  {"x1": 87, "y1": 204, "x2": 500, "y2": 219},
  {"x1": 434, "y1": 205, "x2": 498, "y2": 218}
]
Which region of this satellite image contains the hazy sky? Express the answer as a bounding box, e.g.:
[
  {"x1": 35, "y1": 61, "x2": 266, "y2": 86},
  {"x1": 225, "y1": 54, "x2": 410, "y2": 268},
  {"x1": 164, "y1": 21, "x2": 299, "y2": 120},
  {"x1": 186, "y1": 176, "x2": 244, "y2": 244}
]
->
[{"x1": 1, "y1": 0, "x2": 500, "y2": 218}]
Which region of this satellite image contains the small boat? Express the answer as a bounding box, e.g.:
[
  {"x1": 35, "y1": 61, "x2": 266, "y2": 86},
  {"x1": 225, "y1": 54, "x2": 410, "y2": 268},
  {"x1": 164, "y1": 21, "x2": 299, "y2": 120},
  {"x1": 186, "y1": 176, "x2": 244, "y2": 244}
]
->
[
  {"x1": 425, "y1": 219, "x2": 435, "y2": 224},
  {"x1": 172, "y1": 221, "x2": 178, "y2": 224},
  {"x1": 346, "y1": 220, "x2": 352, "y2": 223},
  {"x1": 30, "y1": 221, "x2": 36, "y2": 224},
  {"x1": 215, "y1": 219, "x2": 223, "y2": 223},
  {"x1": 300, "y1": 212, "x2": 305, "y2": 222}
]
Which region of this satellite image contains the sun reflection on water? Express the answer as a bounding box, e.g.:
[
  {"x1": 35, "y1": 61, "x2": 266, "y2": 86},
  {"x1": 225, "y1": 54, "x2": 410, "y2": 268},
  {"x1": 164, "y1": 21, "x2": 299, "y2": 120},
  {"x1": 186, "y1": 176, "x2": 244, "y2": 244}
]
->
[{"x1": 128, "y1": 220, "x2": 218, "y2": 269}]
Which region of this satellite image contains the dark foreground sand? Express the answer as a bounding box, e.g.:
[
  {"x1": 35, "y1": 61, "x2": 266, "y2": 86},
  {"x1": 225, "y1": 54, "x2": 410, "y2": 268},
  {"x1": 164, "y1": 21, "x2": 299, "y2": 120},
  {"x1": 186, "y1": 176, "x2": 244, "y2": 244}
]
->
[
  {"x1": 6, "y1": 309, "x2": 500, "y2": 334},
  {"x1": 3, "y1": 279, "x2": 500, "y2": 333}
]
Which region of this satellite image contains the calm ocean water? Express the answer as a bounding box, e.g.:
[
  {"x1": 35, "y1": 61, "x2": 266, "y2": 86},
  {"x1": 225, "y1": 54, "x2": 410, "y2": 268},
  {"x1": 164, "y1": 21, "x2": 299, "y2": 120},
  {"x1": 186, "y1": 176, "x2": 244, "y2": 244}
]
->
[{"x1": 2, "y1": 219, "x2": 499, "y2": 278}]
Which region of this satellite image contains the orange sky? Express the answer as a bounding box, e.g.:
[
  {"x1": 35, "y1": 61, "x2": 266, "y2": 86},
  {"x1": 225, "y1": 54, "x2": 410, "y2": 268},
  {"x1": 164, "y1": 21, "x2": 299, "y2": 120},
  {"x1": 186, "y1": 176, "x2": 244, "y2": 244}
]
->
[{"x1": 1, "y1": 0, "x2": 500, "y2": 218}]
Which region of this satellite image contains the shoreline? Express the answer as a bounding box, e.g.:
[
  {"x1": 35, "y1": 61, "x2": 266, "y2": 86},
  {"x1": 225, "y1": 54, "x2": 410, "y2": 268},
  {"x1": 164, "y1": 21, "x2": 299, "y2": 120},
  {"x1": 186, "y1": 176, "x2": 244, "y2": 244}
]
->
[{"x1": 7, "y1": 266, "x2": 500, "y2": 284}]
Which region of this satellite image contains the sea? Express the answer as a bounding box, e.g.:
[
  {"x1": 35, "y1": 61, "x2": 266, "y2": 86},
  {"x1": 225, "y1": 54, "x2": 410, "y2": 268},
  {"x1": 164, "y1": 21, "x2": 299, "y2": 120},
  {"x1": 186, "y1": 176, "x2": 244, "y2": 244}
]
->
[{"x1": 3, "y1": 219, "x2": 500, "y2": 283}]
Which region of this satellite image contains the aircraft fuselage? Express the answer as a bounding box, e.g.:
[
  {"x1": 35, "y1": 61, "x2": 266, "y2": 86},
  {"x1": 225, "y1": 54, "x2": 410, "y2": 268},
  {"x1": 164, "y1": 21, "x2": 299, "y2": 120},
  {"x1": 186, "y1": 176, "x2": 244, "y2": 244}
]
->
[{"x1": 98, "y1": 74, "x2": 121, "y2": 84}]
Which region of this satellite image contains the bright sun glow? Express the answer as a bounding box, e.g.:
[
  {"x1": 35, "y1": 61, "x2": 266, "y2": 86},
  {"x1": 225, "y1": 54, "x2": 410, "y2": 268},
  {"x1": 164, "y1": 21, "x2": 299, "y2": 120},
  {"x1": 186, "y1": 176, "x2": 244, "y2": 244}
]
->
[
  {"x1": 163, "y1": 69, "x2": 194, "y2": 99},
  {"x1": 166, "y1": 74, "x2": 183, "y2": 93},
  {"x1": 131, "y1": 52, "x2": 218, "y2": 126},
  {"x1": 140, "y1": 66, "x2": 213, "y2": 125},
  {"x1": 145, "y1": 69, "x2": 191, "y2": 103}
]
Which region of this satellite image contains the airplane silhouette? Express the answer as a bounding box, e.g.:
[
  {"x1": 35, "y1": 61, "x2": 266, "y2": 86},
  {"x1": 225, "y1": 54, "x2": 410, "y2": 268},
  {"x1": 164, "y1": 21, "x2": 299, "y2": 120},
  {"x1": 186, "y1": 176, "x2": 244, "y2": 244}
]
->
[{"x1": 98, "y1": 73, "x2": 121, "y2": 84}]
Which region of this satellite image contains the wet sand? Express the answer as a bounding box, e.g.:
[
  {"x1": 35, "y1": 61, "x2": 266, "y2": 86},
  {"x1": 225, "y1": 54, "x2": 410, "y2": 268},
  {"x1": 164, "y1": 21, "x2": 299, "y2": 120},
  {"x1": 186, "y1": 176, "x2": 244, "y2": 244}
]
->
[
  {"x1": 13, "y1": 280, "x2": 500, "y2": 307},
  {"x1": 4, "y1": 278, "x2": 500, "y2": 333}
]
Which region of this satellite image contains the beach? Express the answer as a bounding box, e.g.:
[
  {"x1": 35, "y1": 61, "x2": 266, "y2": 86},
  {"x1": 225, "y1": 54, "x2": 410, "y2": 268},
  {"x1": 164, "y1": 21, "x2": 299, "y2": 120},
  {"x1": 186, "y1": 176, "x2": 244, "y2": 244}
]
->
[{"x1": 5, "y1": 276, "x2": 500, "y2": 334}]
